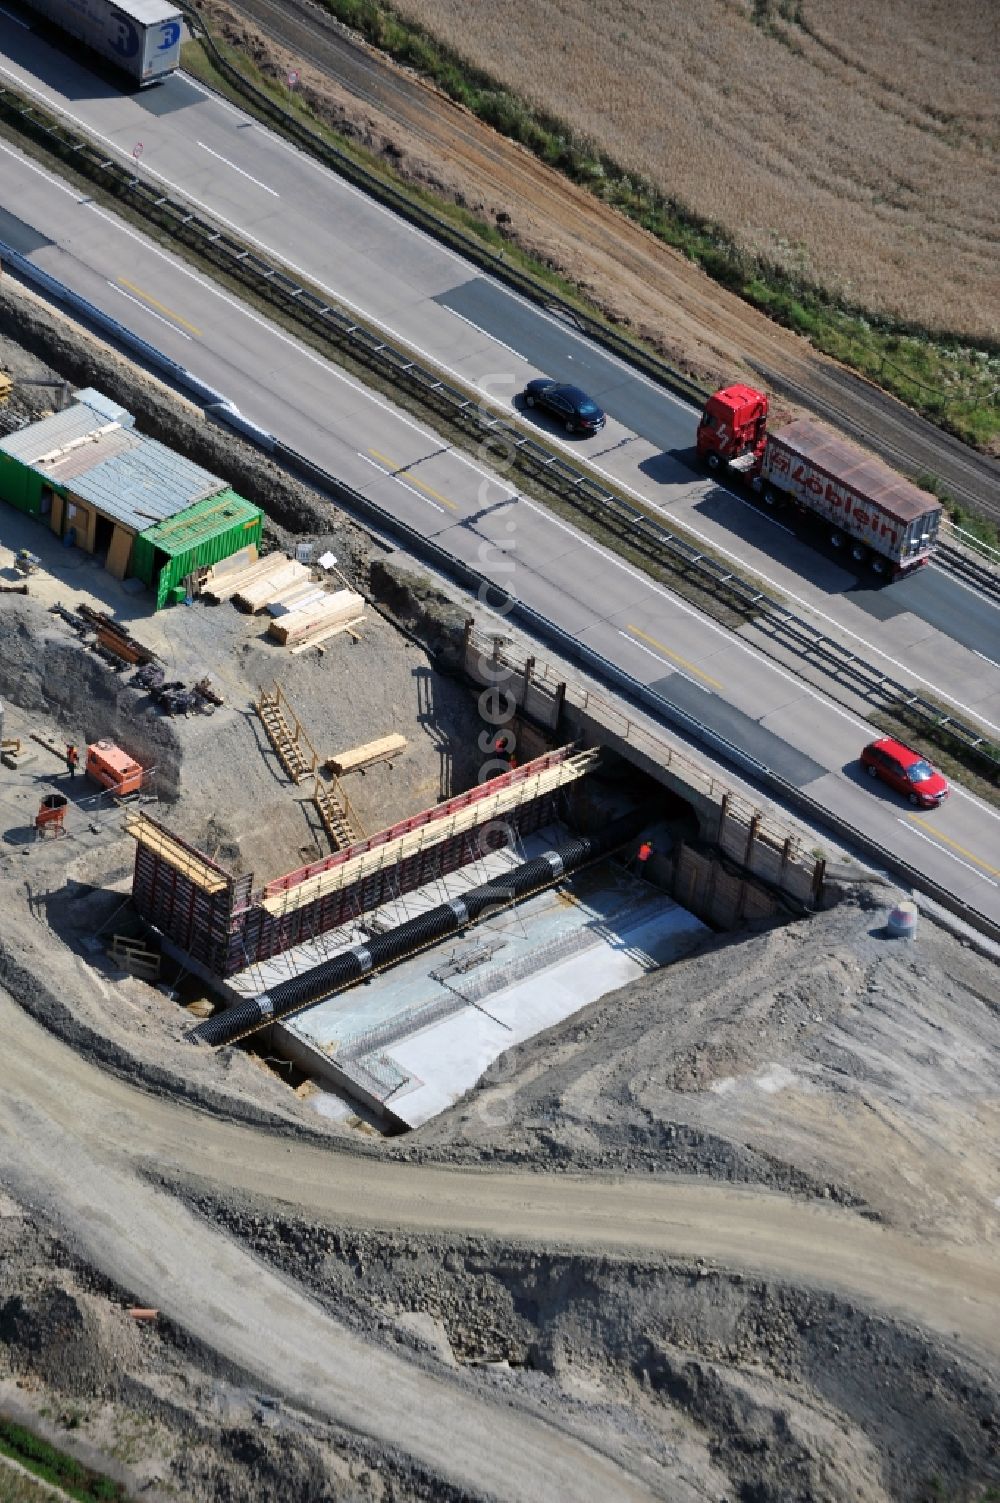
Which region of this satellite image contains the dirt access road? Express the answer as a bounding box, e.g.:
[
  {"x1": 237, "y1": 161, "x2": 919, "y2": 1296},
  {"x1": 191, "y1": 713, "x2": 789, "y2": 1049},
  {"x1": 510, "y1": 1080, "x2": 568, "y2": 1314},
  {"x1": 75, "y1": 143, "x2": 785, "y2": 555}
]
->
[
  {"x1": 3, "y1": 986, "x2": 998, "y2": 1498},
  {"x1": 210, "y1": 0, "x2": 1000, "y2": 511}
]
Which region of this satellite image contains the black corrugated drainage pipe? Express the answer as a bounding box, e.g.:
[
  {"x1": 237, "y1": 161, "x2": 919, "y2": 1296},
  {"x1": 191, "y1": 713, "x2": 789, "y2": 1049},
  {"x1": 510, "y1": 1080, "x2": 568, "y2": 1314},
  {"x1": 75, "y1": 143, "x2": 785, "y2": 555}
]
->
[{"x1": 189, "y1": 813, "x2": 646, "y2": 1048}]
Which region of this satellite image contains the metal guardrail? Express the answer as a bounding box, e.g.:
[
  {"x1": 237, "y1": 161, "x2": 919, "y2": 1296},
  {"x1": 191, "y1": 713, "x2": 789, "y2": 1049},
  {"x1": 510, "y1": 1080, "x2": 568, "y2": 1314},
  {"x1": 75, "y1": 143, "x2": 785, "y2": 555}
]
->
[
  {"x1": 1, "y1": 82, "x2": 997, "y2": 777},
  {"x1": 2, "y1": 237, "x2": 995, "y2": 939},
  {"x1": 271, "y1": 442, "x2": 1000, "y2": 945},
  {"x1": 173, "y1": 1, "x2": 711, "y2": 412},
  {"x1": 936, "y1": 523, "x2": 1000, "y2": 602}
]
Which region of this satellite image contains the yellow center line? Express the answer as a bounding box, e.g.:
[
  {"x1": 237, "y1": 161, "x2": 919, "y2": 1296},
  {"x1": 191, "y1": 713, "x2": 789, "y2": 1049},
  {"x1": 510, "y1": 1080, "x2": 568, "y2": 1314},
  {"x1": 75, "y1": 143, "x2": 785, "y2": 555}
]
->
[
  {"x1": 408, "y1": 474, "x2": 458, "y2": 511},
  {"x1": 907, "y1": 815, "x2": 1000, "y2": 878},
  {"x1": 367, "y1": 450, "x2": 458, "y2": 511},
  {"x1": 626, "y1": 625, "x2": 723, "y2": 690},
  {"x1": 118, "y1": 278, "x2": 202, "y2": 337}
]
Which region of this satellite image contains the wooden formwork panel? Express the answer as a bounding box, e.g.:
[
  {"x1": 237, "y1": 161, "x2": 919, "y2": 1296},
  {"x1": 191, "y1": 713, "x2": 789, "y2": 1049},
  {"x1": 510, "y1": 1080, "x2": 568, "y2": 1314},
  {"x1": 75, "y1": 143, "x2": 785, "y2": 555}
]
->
[
  {"x1": 233, "y1": 792, "x2": 558, "y2": 973},
  {"x1": 126, "y1": 812, "x2": 230, "y2": 893},
  {"x1": 132, "y1": 841, "x2": 234, "y2": 972},
  {"x1": 672, "y1": 845, "x2": 779, "y2": 930},
  {"x1": 717, "y1": 808, "x2": 821, "y2": 905}
]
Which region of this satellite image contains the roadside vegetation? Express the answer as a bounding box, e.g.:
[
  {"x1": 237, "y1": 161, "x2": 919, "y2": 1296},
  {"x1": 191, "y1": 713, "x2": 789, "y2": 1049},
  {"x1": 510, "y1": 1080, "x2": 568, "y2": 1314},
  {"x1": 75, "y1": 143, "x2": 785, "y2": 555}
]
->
[
  {"x1": 921, "y1": 476, "x2": 1000, "y2": 554},
  {"x1": 315, "y1": 0, "x2": 999, "y2": 452},
  {"x1": 0, "y1": 1419, "x2": 125, "y2": 1503}
]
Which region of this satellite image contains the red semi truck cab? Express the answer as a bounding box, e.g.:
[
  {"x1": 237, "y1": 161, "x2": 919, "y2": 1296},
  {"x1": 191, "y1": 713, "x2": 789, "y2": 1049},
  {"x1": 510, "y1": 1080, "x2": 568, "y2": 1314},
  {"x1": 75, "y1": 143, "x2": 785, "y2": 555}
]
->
[
  {"x1": 696, "y1": 383, "x2": 941, "y2": 576},
  {"x1": 696, "y1": 384, "x2": 769, "y2": 473}
]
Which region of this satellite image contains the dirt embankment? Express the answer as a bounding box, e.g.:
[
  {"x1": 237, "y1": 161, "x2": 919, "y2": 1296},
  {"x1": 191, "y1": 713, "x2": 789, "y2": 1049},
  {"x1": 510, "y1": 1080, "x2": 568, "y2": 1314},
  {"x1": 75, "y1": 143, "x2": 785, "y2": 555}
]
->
[
  {"x1": 0, "y1": 1193, "x2": 450, "y2": 1503},
  {"x1": 5, "y1": 1172, "x2": 997, "y2": 1503},
  {"x1": 1, "y1": 291, "x2": 999, "y2": 1503},
  {"x1": 210, "y1": 0, "x2": 1000, "y2": 501},
  {"x1": 190, "y1": 1194, "x2": 1000, "y2": 1503},
  {"x1": 415, "y1": 886, "x2": 1000, "y2": 1246}
]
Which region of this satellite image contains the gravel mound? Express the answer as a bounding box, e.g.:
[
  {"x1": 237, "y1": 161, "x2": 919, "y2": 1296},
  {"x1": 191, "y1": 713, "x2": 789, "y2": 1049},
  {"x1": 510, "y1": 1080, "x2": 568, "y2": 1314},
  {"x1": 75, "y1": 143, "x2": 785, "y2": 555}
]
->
[
  {"x1": 414, "y1": 887, "x2": 1000, "y2": 1242},
  {"x1": 181, "y1": 1194, "x2": 1000, "y2": 1503}
]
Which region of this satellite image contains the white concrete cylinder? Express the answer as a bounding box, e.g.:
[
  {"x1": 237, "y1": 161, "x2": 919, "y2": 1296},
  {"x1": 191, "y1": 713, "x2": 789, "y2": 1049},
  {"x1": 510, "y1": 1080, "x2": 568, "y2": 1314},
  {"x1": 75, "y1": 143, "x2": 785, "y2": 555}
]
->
[{"x1": 887, "y1": 900, "x2": 919, "y2": 939}]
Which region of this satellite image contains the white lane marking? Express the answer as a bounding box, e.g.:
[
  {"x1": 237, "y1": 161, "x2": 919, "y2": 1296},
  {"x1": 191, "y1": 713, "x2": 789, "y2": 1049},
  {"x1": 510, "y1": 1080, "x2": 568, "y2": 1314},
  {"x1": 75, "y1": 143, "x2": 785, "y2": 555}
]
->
[
  {"x1": 9, "y1": 58, "x2": 989, "y2": 739},
  {"x1": 519, "y1": 499, "x2": 871, "y2": 735},
  {"x1": 950, "y1": 783, "x2": 1000, "y2": 822},
  {"x1": 0, "y1": 60, "x2": 688, "y2": 412},
  {"x1": 0, "y1": 137, "x2": 79, "y2": 196},
  {"x1": 444, "y1": 307, "x2": 526, "y2": 362},
  {"x1": 617, "y1": 631, "x2": 710, "y2": 692},
  {"x1": 0, "y1": 3, "x2": 31, "y2": 26},
  {"x1": 107, "y1": 281, "x2": 192, "y2": 339},
  {"x1": 931, "y1": 561, "x2": 1000, "y2": 612},
  {"x1": 556, "y1": 447, "x2": 1000, "y2": 739},
  {"x1": 82, "y1": 203, "x2": 521, "y2": 512},
  {"x1": 176, "y1": 71, "x2": 249, "y2": 119},
  {"x1": 724, "y1": 486, "x2": 796, "y2": 535},
  {"x1": 112, "y1": 98, "x2": 1000, "y2": 743},
  {"x1": 974, "y1": 648, "x2": 1000, "y2": 670},
  {"x1": 9, "y1": 128, "x2": 994, "y2": 838},
  {"x1": 897, "y1": 821, "x2": 999, "y2": 887},
  {"x1": 357, "y1": 453, "x2": 444, "y2": 513},
  {"x1": 177, "y1": 74, "x2": 692, "y2": 412},
  {"x1": 525, "y1": 493, "x2": 1000, "y2": 826},
  {"x1": 196, "y1": 141, "x2": 279, "y2": 196},
  {"x1": 79, "y1": 200, "x2": 511, "y2": 480}
]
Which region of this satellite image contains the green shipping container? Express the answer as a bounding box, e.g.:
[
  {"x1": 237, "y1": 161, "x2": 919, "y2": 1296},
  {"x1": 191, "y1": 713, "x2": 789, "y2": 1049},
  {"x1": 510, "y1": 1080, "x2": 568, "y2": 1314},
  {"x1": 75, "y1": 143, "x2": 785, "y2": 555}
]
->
[
  {"x1": 132, "y1": 489, "x2": 263, "y2": 609},
  {"x1": 0, "y1": 451, "x2": 63, "y2": 517}
]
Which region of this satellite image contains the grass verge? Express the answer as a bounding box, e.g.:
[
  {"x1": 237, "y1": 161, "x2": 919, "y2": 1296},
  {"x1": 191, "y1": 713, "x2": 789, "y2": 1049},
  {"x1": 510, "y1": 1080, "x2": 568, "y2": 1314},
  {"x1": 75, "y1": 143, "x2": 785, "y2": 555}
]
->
[
  {"x1": 918, "y1": 476, "x2": 1000, "y2": 554},
  {"x1": 0, "y1": 1418, "x2": 126, "y2": 1503},
  {"x1": 310, "y1": 0, "x2": 999, "y2": 452},
  {"x1": 177, "y1": 37, "x2": 662, "y2": 358}
]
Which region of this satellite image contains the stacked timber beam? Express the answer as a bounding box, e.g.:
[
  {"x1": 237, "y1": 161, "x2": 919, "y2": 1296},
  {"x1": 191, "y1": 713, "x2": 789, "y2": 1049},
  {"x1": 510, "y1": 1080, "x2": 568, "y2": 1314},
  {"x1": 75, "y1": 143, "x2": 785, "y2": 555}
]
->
[
  {"x1": 203, "y1": 552, "x2": 365, "y2": 652},
  {"x1": 267, "y1": 588, "x2": 365, "y2": 651},
  {"x1": 125, "y1": 811, "x2": 238, "y2": 975},
  {"x1": 326, "y1": 734, "x2": 407, "y2": 776}
]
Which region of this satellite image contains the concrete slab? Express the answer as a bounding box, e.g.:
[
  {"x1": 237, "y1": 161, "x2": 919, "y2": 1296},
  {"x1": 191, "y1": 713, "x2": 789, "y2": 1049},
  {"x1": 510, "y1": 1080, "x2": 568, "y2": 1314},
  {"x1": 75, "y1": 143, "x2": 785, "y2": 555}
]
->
[
  {"x1": 279, "y1": 842, "x2": 707, "y2": 1128},
  {"x1": 388, "y1": 898, "x2": 706, "y2": 1127}
]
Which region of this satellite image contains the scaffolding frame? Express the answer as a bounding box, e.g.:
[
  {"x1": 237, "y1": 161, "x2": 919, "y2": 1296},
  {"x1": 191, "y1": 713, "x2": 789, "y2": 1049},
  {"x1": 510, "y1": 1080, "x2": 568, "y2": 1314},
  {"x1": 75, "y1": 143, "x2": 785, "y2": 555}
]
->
[{"x1": 126, "y1": 746, "x2": 596, "y2": 977}]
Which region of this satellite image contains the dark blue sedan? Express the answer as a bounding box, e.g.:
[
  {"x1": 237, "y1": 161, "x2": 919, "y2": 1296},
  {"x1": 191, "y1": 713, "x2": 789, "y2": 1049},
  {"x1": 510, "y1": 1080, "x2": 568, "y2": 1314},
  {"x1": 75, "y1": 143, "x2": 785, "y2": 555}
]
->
[{"x1": 521, "y1": 380, "x2": 606, "y2": 435}]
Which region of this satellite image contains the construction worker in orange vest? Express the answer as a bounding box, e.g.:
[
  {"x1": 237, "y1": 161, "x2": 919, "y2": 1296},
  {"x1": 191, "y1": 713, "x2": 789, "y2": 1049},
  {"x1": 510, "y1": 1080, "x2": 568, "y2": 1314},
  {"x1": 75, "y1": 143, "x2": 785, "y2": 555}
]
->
[{"x1": 65, "y1": 743, "x2": 79, "y2": 780}]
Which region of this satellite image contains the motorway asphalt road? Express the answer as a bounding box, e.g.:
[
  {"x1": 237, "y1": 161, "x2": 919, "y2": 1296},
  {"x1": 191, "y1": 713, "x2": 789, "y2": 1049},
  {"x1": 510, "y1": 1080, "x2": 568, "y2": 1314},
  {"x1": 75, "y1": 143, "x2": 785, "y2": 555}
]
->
[
  {"x1": 0, "y1": 132, "x2": 999, "y2": 924},
  {"x1": 1, "y1": 16, "x2": 999, "y2": 731}
]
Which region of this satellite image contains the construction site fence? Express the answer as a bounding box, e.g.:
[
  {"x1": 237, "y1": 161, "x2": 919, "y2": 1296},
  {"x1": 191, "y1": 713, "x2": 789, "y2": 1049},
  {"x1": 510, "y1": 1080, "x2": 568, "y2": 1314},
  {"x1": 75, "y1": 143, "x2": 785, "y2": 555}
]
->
[
  {"x1": 1, "y1": 82, "x2": 997, "y2": 773},
  {"x1": 2, "y1": 230, "x2": 997, "y2": 940}
]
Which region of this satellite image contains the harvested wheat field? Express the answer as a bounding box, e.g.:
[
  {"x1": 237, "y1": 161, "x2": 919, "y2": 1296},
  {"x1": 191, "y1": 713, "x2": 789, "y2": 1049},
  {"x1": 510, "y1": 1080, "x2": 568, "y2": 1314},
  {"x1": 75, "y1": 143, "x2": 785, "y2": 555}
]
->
[{"x1": 390, "y1": 0, "x2": 1000, "y2": 342}]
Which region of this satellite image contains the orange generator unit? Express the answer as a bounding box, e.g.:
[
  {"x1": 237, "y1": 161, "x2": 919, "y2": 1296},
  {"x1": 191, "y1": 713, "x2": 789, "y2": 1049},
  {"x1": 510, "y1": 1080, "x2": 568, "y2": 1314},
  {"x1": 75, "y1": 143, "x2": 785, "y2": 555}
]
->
[{"x1": 86, "y1": 740, "x2": 143, "y2": 798}]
